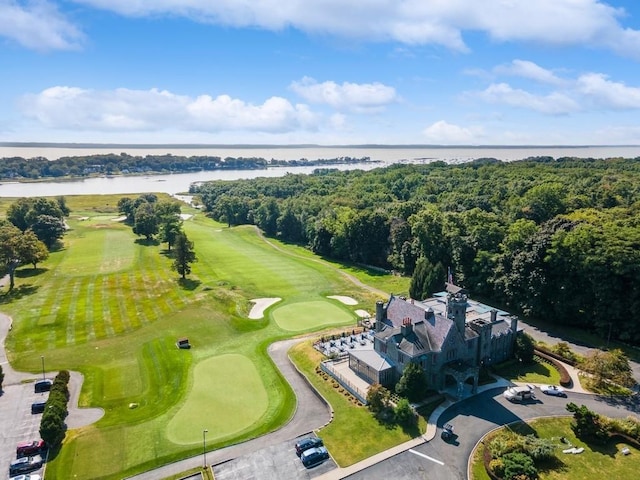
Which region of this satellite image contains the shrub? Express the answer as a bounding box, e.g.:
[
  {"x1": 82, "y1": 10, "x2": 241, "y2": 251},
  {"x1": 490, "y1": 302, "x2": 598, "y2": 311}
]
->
[
  {"x1": 566, "y1": 402, "x2": 611, "y2": 443},
  {"x1": 515, "y1": 334, "x2": 535, "y2": 364},
  {"x1": 502, "y1": 452, "x2": 537, "y2": 480},
  {"x1": 39, "y1": 370, "x2": 71, "y2": 448},
  {"x1": 489, "y1": 458, "x2": 505, "y2": 478},
  {"x1": 394, "y1": 398, "x2": 417, "y2": 427}
]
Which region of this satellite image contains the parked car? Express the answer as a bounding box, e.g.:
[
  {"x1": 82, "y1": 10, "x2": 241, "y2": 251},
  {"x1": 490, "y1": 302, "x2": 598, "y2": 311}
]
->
[
  {"x1": 540, "y1": 384, "x2": 567, "y2": 397},
  {"x1": 9, "y1": 455, "x2": 43, "y2": 475},
  {"x1": 34, "y1": 379, "x2": 53, "y2": 393},
  {"x1": 31, "y1": 401, "x2": 47, "y2": 414},
  {"x1": 9, "y1": 474, "x2": 42, "y2": 480},
  {"x1": 503, "y1": 385, "x2": 535, "y2": 402},
  {"x1": 294, "y1": 436, "x2": 324, "y2": 456},
  {"x1": 300, "y1": 446, "x2": 329, "y2": 467},
  {"x1": 16, "y1": 440, "x2": 45, "y2": 457}
]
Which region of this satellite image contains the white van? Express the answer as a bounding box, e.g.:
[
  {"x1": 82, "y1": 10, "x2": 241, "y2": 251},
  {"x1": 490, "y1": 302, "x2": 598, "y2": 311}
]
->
[{"x1": 503, "y1": 385, "x2": 535, "y2": 402}]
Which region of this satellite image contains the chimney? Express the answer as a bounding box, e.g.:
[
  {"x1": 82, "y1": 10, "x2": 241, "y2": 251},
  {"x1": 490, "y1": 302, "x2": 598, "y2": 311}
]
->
[
  {"x1": 375, "y1": 300, "x2": 385, "y2": 332},
  {"x1": 490, "y1": 309, "x2": 497, "y2": 323},
  {"x1": 401, "y1": 317, "x2": 413, "y2": 337}
]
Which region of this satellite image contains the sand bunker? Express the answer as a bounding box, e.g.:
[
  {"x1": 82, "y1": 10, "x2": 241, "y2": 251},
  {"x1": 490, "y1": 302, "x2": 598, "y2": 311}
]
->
[
  {"x1": 180, "y1": 214, "x2": 193, "y2": 220},
  {"x1": 327, "y1": 295, "x2": 358, "y2": 305},
  {"x1": 355, "y1": 309, "x2": 371, "y2": 318},
  {"x1": 111, "y1": 215, "x2": 127, "y2": 222},
  {"x1": 248, "y1": 298, "x2": 282, "y2": 319}
]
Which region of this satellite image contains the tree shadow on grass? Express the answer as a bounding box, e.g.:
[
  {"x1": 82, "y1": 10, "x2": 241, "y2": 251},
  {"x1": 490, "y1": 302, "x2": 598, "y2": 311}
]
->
[
  {"x1": 0, "y1": 284, "x2": 39, "y2": 304},
  {"x1": 135, "y1": 238, "x2": 160, "y2": 247},
  {"x1": 16, "y1": 267, "x2": 48, "y2": 279},
  {"x1": 178, "y1": 278, "x2": 201, "y2": 290}
]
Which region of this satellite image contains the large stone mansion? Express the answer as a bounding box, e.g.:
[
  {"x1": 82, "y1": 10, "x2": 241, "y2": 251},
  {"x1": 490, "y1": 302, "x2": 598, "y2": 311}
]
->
[{"x1": 348, "y1": 286, "x2": 519, "y2": 398}]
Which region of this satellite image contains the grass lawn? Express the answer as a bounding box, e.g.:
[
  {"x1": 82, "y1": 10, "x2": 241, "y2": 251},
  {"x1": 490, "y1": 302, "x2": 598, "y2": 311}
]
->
[
  {"x1": 492, "y1": 358, "x2": 561, "y2": 385},
  {"x1": 471, "y1": 417, "x2": 640, "y2": 480},
  {"x1": 167, "y1": 354, "x2": 269, "y2": 444},
  {"x1": 272, "y1": 300, "x2": 355, "y2": 331},
  {"x1": 289, "y1": 340, "x2": 428, "y2": 467},
  {"x1": 1, "y1": 194, "x2": 401, "y2": 479}
]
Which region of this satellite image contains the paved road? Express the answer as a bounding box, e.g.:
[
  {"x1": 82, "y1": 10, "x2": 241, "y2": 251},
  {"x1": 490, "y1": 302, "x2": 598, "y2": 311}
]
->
[
  {"x1": 517, "y1": 318, "x2": 640, "y2": 386},
  {"x1": 345, "y1": 387, "x2": 640, "y2": 480}
]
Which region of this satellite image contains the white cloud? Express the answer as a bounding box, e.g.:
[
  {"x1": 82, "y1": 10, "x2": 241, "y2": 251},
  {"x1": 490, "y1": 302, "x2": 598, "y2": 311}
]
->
[
  {"x1": 475, "y1": 83, "x2": 580, "y2": 115},
  {"x1": 0, "y1": 0, "x2": 83, "y2": 50},
  {"x1": 69, "y1": 0, "x2": 640, "y2": 58},
  {"x1": 494, "y1": 60, "x2": 566, "y2": 86},
  {"x1": 290, "y1": 77, "x2": 397, "y2": 113},
  {"x1": 577, "y1": 73, "x2": 640, "y2": 109},
  {"x1": 422, "y1": 120, "x2": 484, "y2": 144},
  {"x1": 19, "y1": 86, "x2": 320, "y2": 133}
]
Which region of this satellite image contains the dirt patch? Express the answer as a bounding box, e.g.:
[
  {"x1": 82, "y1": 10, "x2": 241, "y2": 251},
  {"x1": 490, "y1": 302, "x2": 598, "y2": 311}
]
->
[{"x1": 248, "y1": 298, "x2": 282, "y2": 319}]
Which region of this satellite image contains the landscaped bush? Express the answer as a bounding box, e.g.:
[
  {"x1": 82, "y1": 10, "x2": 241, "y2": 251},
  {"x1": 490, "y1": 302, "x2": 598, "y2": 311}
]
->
[
  {"x1": 501, "y1": 452, "x2": 537, "y2": 480},
  {"x1": 39, "y1": 370, "x2": 71, "y2": 448},
  {"x1": 394, "y1": 398, "x2": 417, "y2": 427},
  {"x1": 534, "y1": 349, "x2": 572, "y2": 386},
  {"x1": 566, "y1": 403, "x2": 611, "y2": 444}
]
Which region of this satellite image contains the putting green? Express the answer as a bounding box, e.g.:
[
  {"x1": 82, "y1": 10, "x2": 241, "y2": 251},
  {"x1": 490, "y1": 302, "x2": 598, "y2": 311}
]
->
[
  {"x1": 273, "y1": 300, "x2": 354, "y2": 331},
  {"x1": 167, "y1": 354, "x2": 268, "y2": 444}
]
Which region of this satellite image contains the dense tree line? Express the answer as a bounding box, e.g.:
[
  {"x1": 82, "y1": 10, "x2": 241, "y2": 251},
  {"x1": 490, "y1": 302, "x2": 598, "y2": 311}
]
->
[
  {"x1": 193, "y1": 156, "x2": 640, "y2": 344},
  {"x1": 0, "y1": 153, "x2": 372, "y2": 180}
]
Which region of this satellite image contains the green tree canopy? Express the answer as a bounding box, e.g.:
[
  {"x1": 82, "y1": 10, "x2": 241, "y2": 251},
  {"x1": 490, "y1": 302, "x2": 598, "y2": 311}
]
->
[
  {"x1": 172, "y1": 233, "x2": 197, "y2": 279},
  {"x1": 395, "y1": 361, "x2": 427, "y2": 402}
]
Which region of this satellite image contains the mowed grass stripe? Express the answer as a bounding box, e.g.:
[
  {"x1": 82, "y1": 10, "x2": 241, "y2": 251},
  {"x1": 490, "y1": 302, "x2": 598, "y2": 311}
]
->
[
  {"x1": 65, "y1": 279, "x2": 80, "y2": 345},
  {"x1": 84, "y1": 278, "x2": 96, "y2": 341},
  {"x1": 115, "y1": 274, "x2": 132, "y2": 333},
  {"x1": 102, "y1": 276, "x2": 116, "y2": 337},
  {"x1": 92, "y1": 275, "x2": 107, "y2": 339}
]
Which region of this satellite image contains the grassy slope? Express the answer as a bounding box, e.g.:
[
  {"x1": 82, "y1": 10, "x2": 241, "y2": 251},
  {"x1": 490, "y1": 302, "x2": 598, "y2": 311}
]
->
[{"x1": 1, "y1": 196, "x2": 410, "y2": 479}]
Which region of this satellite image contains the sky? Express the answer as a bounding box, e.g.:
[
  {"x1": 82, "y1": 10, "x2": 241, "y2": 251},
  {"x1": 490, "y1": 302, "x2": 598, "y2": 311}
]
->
[{"x1": 1, "y1": 0, "x2": 640, "y2": 146}]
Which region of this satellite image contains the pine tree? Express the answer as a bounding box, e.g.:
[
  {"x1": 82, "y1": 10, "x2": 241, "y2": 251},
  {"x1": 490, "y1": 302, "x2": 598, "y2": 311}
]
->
[{"x1": 172, "y1": 233, "x2": 197, "y2": 279}]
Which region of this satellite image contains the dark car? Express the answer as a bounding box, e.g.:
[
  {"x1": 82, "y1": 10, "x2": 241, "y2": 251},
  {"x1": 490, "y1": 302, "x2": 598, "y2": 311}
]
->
[
  {"x1": 31, "y1": 401, "x2": 47, "y2": 414},
  {"x1": 16, "y1": 440, "x2": 45, "y2": 457},
  {"x1": 34, "y1": 379, "x2": 53, "y2": 393},
  {"x1": 300, "y1": 446, "x2": 329, "y2": 467},
  {"x1": 295, "y1": 436, "x2": 324, "y2": 456},
  {"x1": 9, "y1": 455, "x2": 43, "y2": 475}
]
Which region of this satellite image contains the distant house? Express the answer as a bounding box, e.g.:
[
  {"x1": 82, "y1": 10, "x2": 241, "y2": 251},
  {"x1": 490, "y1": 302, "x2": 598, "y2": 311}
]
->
[{"x1": 348, "y1": 285, "x2": 518, "y2": 399}]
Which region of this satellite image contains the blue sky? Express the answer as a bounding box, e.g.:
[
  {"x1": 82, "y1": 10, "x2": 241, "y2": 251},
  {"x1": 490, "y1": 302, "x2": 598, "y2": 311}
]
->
[{"x1": 1, "y1": 0, "x2": 640, "y2": 145}]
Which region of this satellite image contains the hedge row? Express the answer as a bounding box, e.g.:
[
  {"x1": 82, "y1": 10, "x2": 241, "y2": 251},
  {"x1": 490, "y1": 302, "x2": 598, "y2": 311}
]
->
[
  {"x1": 533, "y1": 349, "x2": 572, "y2": 387},
  {"x1": 39, "y1": 370, "x2": 70, "y2": 447},
  {"x1": 534, "y1": 344, "x2": 578, "y2": 367}
]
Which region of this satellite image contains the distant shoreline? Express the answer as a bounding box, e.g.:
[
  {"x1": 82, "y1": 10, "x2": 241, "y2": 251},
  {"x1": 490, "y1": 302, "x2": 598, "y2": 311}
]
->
[{"x1": 4, "y1": 142, "x2": 637, "y2": 149}]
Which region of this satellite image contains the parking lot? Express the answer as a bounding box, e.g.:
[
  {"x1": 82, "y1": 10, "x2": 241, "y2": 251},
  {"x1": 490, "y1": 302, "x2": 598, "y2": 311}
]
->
[
  {"x1": 0, "y1": 375, "x2": 48, "y2": 478},
  {"x1": 213, "y1": 435, "x2": 336, "y2": 480}
]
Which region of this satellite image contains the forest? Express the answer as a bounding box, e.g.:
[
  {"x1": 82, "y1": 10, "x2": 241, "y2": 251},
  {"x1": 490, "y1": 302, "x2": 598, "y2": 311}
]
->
[
  {"x1": 192, "y1": 156, "x2": 640, "y2": 345},
  {"x1": 0, "y1": 153, "x2": 373, "y2": 179}
]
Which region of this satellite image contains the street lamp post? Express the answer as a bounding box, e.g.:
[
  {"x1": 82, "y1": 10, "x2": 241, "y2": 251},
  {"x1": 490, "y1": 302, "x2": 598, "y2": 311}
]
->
[
  {"x1": 202, "y1": 429, "x2": 208, "y2": 469},
  {"x1": 41, "y1": 356, "x2": 45, "y2": 380}
]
